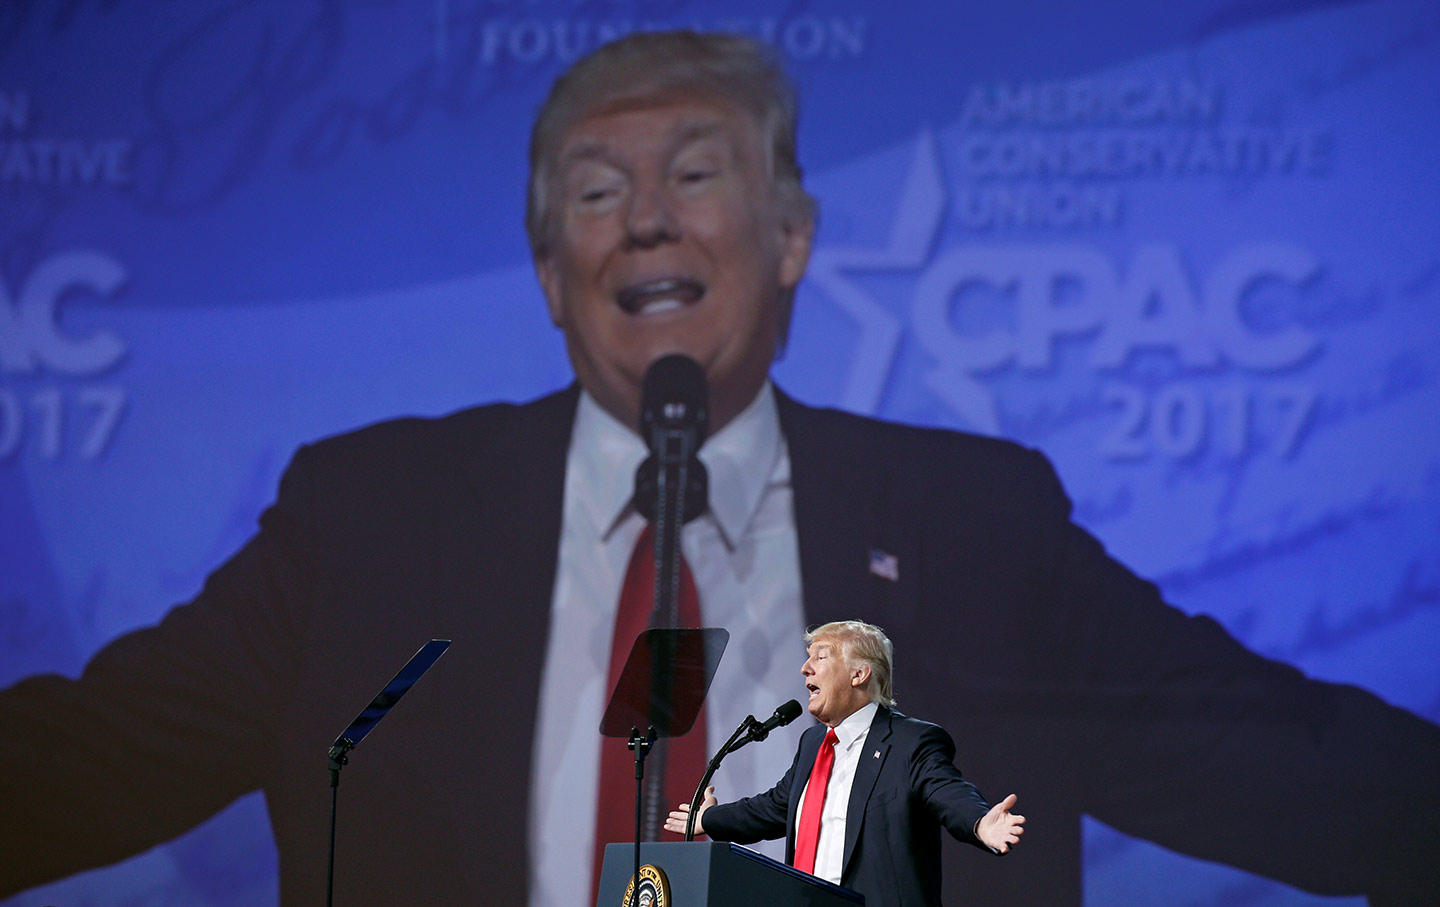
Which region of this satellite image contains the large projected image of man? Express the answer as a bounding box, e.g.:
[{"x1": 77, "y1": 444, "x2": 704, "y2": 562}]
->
[{"x1": 2, "y1": 30, "x2": 1438, "y2": 907}]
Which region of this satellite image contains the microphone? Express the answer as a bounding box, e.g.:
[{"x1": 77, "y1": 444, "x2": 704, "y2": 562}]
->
[
  {"x1": 634, "y1": 354, "x2": 709, "y2": 525},
  {"x1": 745, "y1": 699, "x2": 803, "y2": 744},
  {"x1": 640, "y1": 353, "x2": 709, "y2": 456},
  {"x1": 684, "y1": 699, "x2": 805, "y2": 841}
]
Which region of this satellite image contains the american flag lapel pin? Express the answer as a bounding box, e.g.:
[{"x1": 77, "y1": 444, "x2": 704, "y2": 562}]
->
[
  {"x1": 873, "y1": 750, "x2": 881, "y2": 759},
  {"x1": 868, "y1": 548, "x2": 899, "y2": 582}
]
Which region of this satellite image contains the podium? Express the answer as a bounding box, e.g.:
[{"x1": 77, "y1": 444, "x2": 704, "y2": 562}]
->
[{"x1": 596, "y1": 841, "x2": 864, "y2": 906}]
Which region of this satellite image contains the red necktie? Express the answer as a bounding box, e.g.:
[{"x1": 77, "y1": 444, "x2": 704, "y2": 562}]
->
[
  {"x1": 793, "y1": 728, "x2": 839, "y2": 874},
  {"x1": 591, "y1": 524, "x2": 708, "y2": 900}
]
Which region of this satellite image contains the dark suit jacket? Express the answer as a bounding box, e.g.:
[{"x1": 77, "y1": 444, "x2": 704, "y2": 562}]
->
[
  {"x1": 3, "y1": 386, "x2": 1438, "y2": 904},
  {"x1": 703, "y1": 706, "x2": 994, "y2": 906}
]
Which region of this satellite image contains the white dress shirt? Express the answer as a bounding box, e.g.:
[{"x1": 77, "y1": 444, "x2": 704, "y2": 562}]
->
[
  {"x1": 794, "y1": 701, "x2": 879, "y2": 885},
  {"x1": 528, "y1": 383, "x2": 809, "y2": 907}
]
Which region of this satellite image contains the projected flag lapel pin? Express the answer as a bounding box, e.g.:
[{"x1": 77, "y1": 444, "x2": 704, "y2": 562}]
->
[{"x1": 869, "y1": 548, "x2": 899, "y2": 582}]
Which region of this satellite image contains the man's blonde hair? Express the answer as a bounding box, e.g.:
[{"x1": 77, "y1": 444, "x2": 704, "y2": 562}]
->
[{"x1": 805, "y1": 620, "x2": 896, "y2": 708}]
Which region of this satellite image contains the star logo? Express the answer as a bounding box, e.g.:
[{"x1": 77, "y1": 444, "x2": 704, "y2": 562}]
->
[{"x1": 806, "y1": 130, "x2": 1000, "y2": 433}]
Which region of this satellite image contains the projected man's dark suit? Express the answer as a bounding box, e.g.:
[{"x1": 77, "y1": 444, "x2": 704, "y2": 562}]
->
[{"x1": 4, "y1": 386, "x2": 1436, "y2": 904}]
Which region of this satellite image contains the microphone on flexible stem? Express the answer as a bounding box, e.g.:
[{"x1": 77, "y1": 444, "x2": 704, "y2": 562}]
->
[
  {"x1": 683, "y1": 700, "x2": 804, "y2": 841},
  {"x1": 742, "y1": 699, "x2": 804, "y2": 744}
]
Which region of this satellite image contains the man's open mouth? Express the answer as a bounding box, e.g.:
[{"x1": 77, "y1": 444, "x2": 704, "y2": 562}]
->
[{"x1": 616, "y1": 277, "x2": 706, "y2": 316}]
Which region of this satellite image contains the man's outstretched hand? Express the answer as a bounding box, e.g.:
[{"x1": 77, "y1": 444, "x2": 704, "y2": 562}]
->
[
  {"x1": 976, "y1": 793, "x2": 1025, "y2": 854},
  {"x1": 662, "y1": 785, "x2": 717, "y2": 836}
]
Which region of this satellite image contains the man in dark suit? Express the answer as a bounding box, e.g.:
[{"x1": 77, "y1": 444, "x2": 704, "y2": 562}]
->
[
  {"x1": 2, "y1": 28, "x2": 1439, "y2": 907},
  {"x1": 666, "y1": 620, "x2": 1024, "y2": 906}
]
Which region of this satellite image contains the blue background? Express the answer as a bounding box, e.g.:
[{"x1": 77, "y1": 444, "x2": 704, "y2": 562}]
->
[{"x1": 2, "y1": 1, "x2": 1437, "y2": 903}]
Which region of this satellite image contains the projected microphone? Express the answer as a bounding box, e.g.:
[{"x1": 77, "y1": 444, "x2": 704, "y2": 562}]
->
[
  {"x1": 634, "y1": 354, "x2": 709, "y2": 530},
  {"x1": 640, "y1": 353, "x2": 709, "y2": 458},
  {"x1": 683, "y1": 700, "x2": 805, "y2": 841}
]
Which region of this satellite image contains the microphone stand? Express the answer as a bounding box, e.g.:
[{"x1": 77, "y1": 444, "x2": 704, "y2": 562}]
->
[
  {"x1": 683, "y1": 701, "x2": 801, "y2": 841},
  {"x1": 649, "y1": 396, "x2": 700, "y2": 628},
  {"x1": 602, "y1": 628, "x2": 727, "y2": 907},
  {"x1": 322, "y1": 639, "x2": 450, "y2": 907},
  {"x1": 683, "y1": 716, "x2": 761, "y2": 841},
  {"x1": 326, "y1": 739, "x2": 351, "y2": 907},
  {"x1": 628, "y1": 723, "x2": 657, "y2": 907},
  {"x1": 633, "y1": 433, "x2": 697, "y2": 863},
  {"x1": 638, "y1": 356, "x2": 708, "y2": 839}
]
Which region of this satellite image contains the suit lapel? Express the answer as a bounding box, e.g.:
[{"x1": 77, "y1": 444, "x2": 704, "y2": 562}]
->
[
  {"x1": 450, "y1": 386, "x2": 578, "y2": 826},
  {"x1": 776, "y1": 391, "x2": 919, "y2": 630},
  {"x1": 842, "y1": 706, "x2": 892, "y2": 877},
  {"x1": 778, "y1": 392, "x2": 881, "y2": 625}
]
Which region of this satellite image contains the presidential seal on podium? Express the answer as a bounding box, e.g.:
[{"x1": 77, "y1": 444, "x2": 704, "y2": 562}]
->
[{"x1": 621, "y1": 863, "x2": 670, "y2": 907}]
